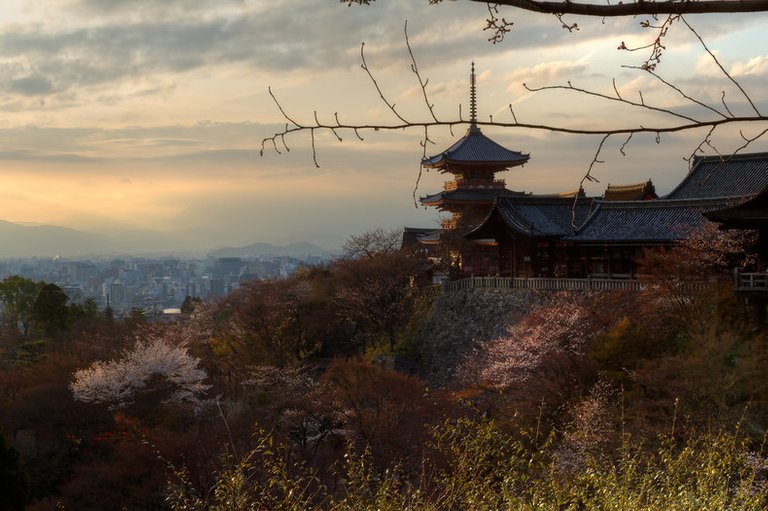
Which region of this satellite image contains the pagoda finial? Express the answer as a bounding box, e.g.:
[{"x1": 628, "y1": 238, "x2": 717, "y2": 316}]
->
[{"x1": 469, "y1": 61, "x2": 478, "y2": 131}]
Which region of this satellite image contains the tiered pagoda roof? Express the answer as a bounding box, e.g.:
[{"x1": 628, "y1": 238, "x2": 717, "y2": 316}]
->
[
  {"x1": 419, "y1": 63, "x2": 530, "y2": 212},
  {"x1": 421, "y1": 125, "x2": 530, "y2": 171},
  {"x1": 420, "y1": 187, "x2": 527, "y2": 207}
]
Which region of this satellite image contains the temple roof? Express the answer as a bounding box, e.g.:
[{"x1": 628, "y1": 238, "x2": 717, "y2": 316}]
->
[
  {"x1": 421, "y1": 126, "x2": 530, "y2": 171},
  {"x1": 704, "y1": 186, "x2": 768, "y2": 228},
  {"x1": 420, "y1": 187, "x2": 527, "y2": 206},
  {"x1": 603, "y1": 180, "x2": 657, "y2": 201},
  {"x1": 401, "y1": 227, "x2": 440, "y2": 249},
  {"x1": 567, "y1": 198, "x2": 731, "y2": 245},
  {"x1": 665, "y1": 153, "x2": 768, "y2": 200},
  {"x1": 468, "y1": 196, "x2": 593, "y2": 239}
]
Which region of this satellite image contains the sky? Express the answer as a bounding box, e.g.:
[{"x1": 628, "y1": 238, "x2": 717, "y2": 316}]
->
[{"x1": 1, "y1": 0, "x2": 767, "y2": 252}]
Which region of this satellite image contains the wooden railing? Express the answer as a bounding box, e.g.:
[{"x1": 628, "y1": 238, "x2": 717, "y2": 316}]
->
[
  {"x1": 735, "y1": 272, "x2": 768, "y2": 291},
  {"x1": 442, "y1": 276, "x2": 646, "y2": 293}
]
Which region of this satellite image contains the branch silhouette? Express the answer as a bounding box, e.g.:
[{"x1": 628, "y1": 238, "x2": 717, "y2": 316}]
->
[
  {"x1": 343, "y1": 0, "x2": 768, "y2": 17},
  {"x1": 262, "y1": 15, "x2": 768, "y2": 182}
]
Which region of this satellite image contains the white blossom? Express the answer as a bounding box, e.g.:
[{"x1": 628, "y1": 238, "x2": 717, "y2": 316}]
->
[{"x1": 71, "y1": 333, "x2": 210, "y2": 410}]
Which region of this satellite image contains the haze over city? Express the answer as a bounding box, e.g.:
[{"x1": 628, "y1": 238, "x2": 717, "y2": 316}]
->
[{"x1": 1, "y1": 0, "x2": 767, "y2": 255}]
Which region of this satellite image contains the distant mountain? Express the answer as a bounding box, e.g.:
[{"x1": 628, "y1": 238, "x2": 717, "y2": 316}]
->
[
  {"x1": 0, "y1": 219, "x2": 337, "y2": 259},
  {"x1": 208, "y1": 241, "x2": 335, "y2": 259},
  {"x1": 0, "y1": 220, "x2": 108, "y2": 258}
]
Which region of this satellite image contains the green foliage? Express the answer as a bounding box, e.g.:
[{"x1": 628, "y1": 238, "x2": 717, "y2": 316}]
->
[
  {"x1": 32, "y1": 283, "x2": 70, "y2": 338},
  {"x1": 167, "y1": 418, "x2": 767, "y2": 511},
  {"x1": 166, "y1": 427, "x2": 322, "y2": 510},
  {"x1": 549, "y1": 430, "x2": 767, "y2": 511},
  {"x1": 13, "y1": 339, "x2": 46, "y2": 366},
  {"x1": 0, "y1": 276, "x2": 42, "y2": 339},
  {"x1": 180, "y1": 296, "x2": 202, "y2": 315}
]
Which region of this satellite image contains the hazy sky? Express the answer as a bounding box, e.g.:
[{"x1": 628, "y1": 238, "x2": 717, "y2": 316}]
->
[{"x1": 1, "y1": 0, "x2": 767, "y2": 250}]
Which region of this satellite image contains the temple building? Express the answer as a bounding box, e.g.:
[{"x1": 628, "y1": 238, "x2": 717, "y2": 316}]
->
[
  {"x1": 467, "y1": 152, "x2": 768, "y2": 278},
  {"x1": 405, "y1": 66, "x2": 768, "y2": 281}
]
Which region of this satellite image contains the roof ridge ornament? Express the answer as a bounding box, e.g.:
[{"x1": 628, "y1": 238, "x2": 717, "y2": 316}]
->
[{"x1": 469, "y1": 62, "x2": 480, "y2": 133}]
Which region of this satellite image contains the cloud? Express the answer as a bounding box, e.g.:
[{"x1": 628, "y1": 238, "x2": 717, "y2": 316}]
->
[
  {"x1": 730, "y1": 55, "x2": 768, "y2": 77},
  {"x1": 504, "y1": 60, "x2": 590, "y2": 90}
]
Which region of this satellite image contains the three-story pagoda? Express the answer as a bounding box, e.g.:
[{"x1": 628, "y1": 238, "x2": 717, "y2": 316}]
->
[{"x1": 420, "y1": 63, "x2": 530, "y2": 233}]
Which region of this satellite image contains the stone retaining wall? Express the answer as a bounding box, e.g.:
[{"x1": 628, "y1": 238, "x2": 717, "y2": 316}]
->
[{"x1": 418, "y1": 287, "x2": 545, "y2": 387}]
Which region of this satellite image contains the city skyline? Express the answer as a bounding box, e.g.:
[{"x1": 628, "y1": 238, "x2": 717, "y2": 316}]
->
[{"x1": 1, "y1": 1, "x2": 767, "y2": 253}]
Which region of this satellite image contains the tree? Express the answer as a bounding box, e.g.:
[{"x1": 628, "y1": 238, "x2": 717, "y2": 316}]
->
[
  {"x1": 0, "y1": 276, "x2": 42, "y2": 340},
  {"x1": 458, "y1": 291, "x2": 606, "y2": 390},
  {"x1": 215, "y1": 276, "x2": 318, "y2": 368},
  {"x1": 180, "y1": 295, "x2": 202, "y2": 315},
  {"x1": 70, "y1": 325, "x2": 211, "y2": 412},
  {"x1": 342, "y1": 227, "x2": 402, "y2": 259},
  {"x1": 334, "y1": 245, "x2": 425, "y2": 351},
  {"x1": 31, "y1": 283, "x2": 70, "y2": 338}
]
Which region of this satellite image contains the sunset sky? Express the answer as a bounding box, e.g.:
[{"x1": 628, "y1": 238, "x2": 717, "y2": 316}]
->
[{"x1": 1, "y1": 0, "x2": 767, "y2": 251}]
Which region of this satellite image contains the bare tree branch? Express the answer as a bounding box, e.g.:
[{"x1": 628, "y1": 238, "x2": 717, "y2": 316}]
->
[
  {"x1": 524, "y1": 80, "x2": 699, "y2": 123},
  {"x1": 344, "y1": 0, "x2": 768, "y2": 16},
  {"x1": 264, "y1": 12, "x2": 768, "y2": 180},
  {"x1": 359, "y1": 42, "x2": 408, "y2": 124}
]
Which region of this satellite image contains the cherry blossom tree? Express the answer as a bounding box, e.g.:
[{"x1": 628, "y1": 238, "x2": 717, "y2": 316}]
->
[
  {"x1": 70, "y1": 325, "x2": 210, "y2": 411},
  {"x1": 460, "y1": 292, "x2": 605, "y2": 389}
]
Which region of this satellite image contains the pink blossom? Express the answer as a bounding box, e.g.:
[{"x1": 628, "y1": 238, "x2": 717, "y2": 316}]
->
[{"x1": 460, "y1": 292, "x2": 603, "y2": 389}]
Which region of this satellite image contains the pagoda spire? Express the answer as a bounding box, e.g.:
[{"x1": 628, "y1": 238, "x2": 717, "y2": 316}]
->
[{"x1": 469, "y1": 62, "x2": 479, "y2": 132}]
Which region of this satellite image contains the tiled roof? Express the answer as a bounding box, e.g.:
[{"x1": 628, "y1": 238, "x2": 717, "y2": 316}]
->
[
  {"x1": 568, "y1": 198, "x2": 731, "y2": 244},
  {"x1": 665, "y1": 153, "x2": 768, "y2": 200},
  {"x1": 470, "y1": 196, "x2": 593, "y2": 238},
  {"x1": 401, "y1": 227, "x2": 441, "y2": 249},
  {"x1": 422, "y1": 126, "x2": 530, "y2": 169},
  {"x1": 704, "y1": 187, "x2": 768, "y2": 227},
  {"x1": 420, "y1": 187, "x2": 526, "y2": 206}
]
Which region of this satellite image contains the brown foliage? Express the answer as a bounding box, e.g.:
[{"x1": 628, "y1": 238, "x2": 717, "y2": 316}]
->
[
  {"x1": 333, "y1": 250, "x2": 425, "y2": 351},
  {"x1": 321, "y1": 360, "x2": 456, "y2": 470}
]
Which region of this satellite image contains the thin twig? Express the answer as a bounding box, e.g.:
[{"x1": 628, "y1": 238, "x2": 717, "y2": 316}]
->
[
  {"x1": 525, "y1": 80, "x2": 699, "y2": 122},
  {"x1": 680, "y1": 15, "x2": 762, "y2": 116},
  {"x1": 360, "y1": 42, "x2": 408, "y2": 123},
  {"x1": 405, "y1": 21, "x2": 439, "y2": 123},
  {"x1": 572, "y1": 134, "x2": 608, "y2": 228},
  {"x1": 624, "y1": 65, "x2": 728, "y2": 119}
]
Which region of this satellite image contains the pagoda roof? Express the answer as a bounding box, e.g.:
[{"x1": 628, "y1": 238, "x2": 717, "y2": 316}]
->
[
  {"x1": 603, "y1": 180, "x2": 657, "y2": 201},
  {"x1": 567, "y1": 198, "x2": 731, "y2": 245},
  {"x1": 420, "y1": 187, "x2": 527, "y2": 206},
  {"x1": 468, "y1": 195, "x2": 593, "y2": 239},
  {"x1": 421, "y1": 126, "x2": 530, "y2": 170},
  {"x1": 665, "y1": 152, "x2": 768, "y2": 200}
]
